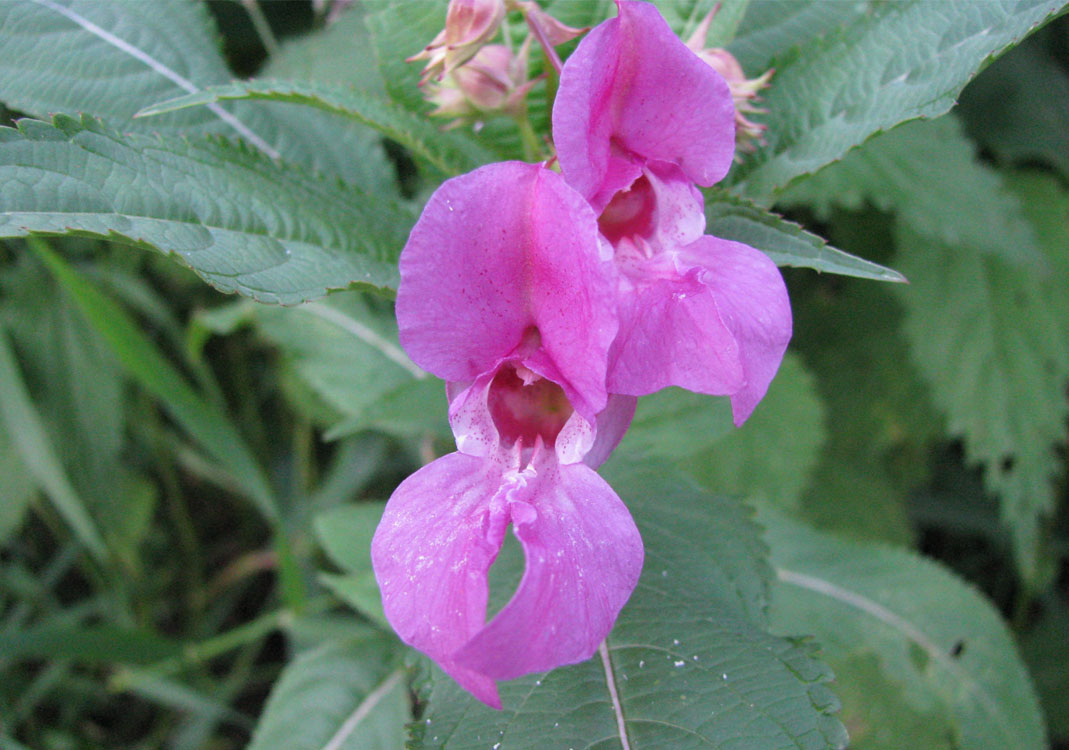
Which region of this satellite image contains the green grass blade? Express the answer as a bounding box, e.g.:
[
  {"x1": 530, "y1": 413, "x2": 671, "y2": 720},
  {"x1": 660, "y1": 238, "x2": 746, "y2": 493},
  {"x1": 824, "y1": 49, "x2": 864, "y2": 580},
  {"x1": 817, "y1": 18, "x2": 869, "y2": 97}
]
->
[
  {"x1": 0, "y1": 327, "x2": 106, "y2": 559},
  {"x1": 30, "y1": 239, "x2": 278, "y2": 522}
]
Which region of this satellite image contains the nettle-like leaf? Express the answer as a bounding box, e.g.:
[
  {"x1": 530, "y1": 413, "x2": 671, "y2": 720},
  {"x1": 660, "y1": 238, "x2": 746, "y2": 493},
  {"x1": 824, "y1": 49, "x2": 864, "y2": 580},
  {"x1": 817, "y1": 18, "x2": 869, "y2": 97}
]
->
[
  {"x1": 0, "y1": 115, "x2": 414, "y2": 303},
  {"x1": 413, "y1": 461, "x2": 847, "y2": 750},
  {"x1": 616, "y1": 387, "x2": 733, "y2": 462},
  {"x1": 137, "y1": 78, "x2": 495, "y2": 178},
  {"x1": 790, "y1": 272, "x2": 938, "y2": 547},
  {"x1": 259, "y1": 6, "x2": 396, "y2": 194},
  {"x1": 364, "y1": 0, "x2": 449, "y2": 114},
  {"x1": 778, "y1": 117, "x2": 1041, "y2": 266},
  {"x1": 762, "y1": 508, "x2": 1048, "y2": 750},
  {"x1": 705, "y1": 190, "x2": 906, "y2": 282},
  {"x1": 687, "y1": 352, "x2": 826, "y2": 511},
  {"x1": 315, "y1": 501, "x2": 390, "y2": 628},
  {"x1": 617, "y1": 353, "x2": 826, "y2": 512},
  {"x1": 0, "y1": 0, "x2": 391, "y2": 188},
  {"x1": 958, "y1": 33, "x2": 1069, "y2": 180},
  {"x1": 731, "y1": 0, "x2": 1068, "y2": 196},
  {"x1": 895, "y1": 224, "x2": 1068, "y2": 583},
  {"x1": 1005, "y1": 170, "x2": 1069, "y2": 335},
  {"x1": 727, "y1": 0, "x2": 869, "y2": 73},
  {"x1": 247, "y1": 635, "x2": 409, "y2": 750}
]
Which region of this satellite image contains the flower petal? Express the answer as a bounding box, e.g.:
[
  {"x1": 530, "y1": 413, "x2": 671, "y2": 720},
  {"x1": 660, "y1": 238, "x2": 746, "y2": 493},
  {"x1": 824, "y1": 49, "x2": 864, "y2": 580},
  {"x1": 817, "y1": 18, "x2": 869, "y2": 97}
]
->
[
  {"x1": 453, "y1": 457, "x2": 643, "y2": 679},
  {"x1": 607, "y1": 271, "x2": 746, "y2": 397},
  {"x1": 553, "y1": 0, "x2": 736, "y2": 210},
  {"x1": 396, "y1": 161, "x2": 616, "y2": 418},
  {"x1": 583, "y1": 394, "x2": 637, "y2": 469},
  {"x1": 684, "y1": 236, "x2": 792, "y2": 425},
  {"x1": 371, "y1": 452, "x2": 508, "y2": 708}
]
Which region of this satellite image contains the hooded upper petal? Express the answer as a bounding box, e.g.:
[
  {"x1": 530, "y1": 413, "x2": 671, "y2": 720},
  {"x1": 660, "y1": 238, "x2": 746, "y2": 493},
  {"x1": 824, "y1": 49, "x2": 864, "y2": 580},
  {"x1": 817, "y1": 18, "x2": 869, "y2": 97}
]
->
[
  {"x1": 453, "y1": 453, "x2": 643, "y2": 679},
  {"x1": 371, "y1": 452, "x2": 509, "y2": 708},
  {"x1": 396, "y1": 161, "x2": 617, "y2": 418},
  {"x1": 682, "y1": 236, "x2": 792, "y2": 425},
  {"x1": 553, "y1": 0, "x2": 736, "y2": 211}
]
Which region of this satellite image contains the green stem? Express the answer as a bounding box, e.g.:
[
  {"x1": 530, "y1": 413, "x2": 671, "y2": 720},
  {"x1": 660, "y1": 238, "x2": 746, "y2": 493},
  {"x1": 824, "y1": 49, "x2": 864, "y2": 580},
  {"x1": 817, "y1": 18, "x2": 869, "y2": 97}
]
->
[
  {"x1": 153, "y1": 412, "x2": 205, "y2": 620},
  {"x1": 515, "y1": 110, "x2": 541, "y2": 163},
  {"x1": 109, "y1": 597, "x2": 331, "y2": 691}
]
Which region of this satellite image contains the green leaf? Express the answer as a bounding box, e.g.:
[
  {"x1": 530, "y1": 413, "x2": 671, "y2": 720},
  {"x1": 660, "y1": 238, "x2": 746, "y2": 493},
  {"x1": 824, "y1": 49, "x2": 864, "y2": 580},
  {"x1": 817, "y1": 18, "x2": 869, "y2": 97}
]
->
[
  {"x1": 315, "y1": 502, "x2": 384, "y2": 575},
  {"x1": 761, "y1": 507, "x2": 1048, "y2": 750},
  {"x1": 777, "y1": 117, "x2": 1041, "y2": 266},
  {"x1": 414, "y1": 461, "x2": 847, "y2": 749},
  {"x1": 0, "y1": 0, "x2": 396, "y2": 187},
  {"x1": 651, "y1": 0, "x2": 742, "y2": 44},
  {"x1": 894, "y1": 225, "x2": 1068, "y2": 583},
  {"x1": 136, "y1": 78, "x2": 495, "y2": 177},
  {"x1": 1004, "y1": 170, "x2": 1069, "y2": 336},
  {"x1": 31, "y1": 240, "x2": 278, "y2": 522},
  {"x1": 958, "y1": 30, "x2": 1069, "y2": 180},
  {"x1": 197, "y1": 293, "x2": 449, "y2": 441},
  {"x1": 728, "y1": 0, "x2": 869, "y2": 73},
  {"x1": 1019, "y1": 600, "x2": 1069, "y2": 741},
  {"x1": 314, "y1": 501, "x2": 388, "y2": 627},
  {"x1": 0, "y1": 115, "x2": 412, "y2": 303},
  {"x1": 0, "y1": 621, "x2": 181, "y2": 664},
  {"x1": 787, "y1": 241, "x2": 941, "y2": 546},
  {"x1": 363, "y1": 0, "x2": 452, "y2": 114},
  {"x1": 265, "y1": 6, "x2": 386, "y2": 95},
  {"x1": 259, "y1": 7, "x2": 395, "y2": 194},
  {"x1": 324, "y1": 378, "x2": 450, "y2": 442},
  {"x1": 705, "y1": 189, "x2": 907, "y2": 282},
  {"x1": 0, "y1": 419, "x2": 37, "y2": 544},
  {"x1": 731, "y1": 0, "x2": 1068, "y2": 196},
  {"x1": 687, "y1": 352, "x2": 826, "y2": 510},
  {"x1": 0, "y1": 326, "x2": 106, "y2": 559},
  {"x1": 615, "y1": 387, "x2": 734, "y2": 462},
  {"x1": 12, "y1": 275, "x2": 156, "y2": 566},
  {"x1": 247, "y1": 638, "x2": 409, "y2": 750},
  {"x1": 822, "y1": 654, "x2": 956, "y2": 750},
  {"x1": 0, "y1": 0, "x2": 246, "y2": 136}
]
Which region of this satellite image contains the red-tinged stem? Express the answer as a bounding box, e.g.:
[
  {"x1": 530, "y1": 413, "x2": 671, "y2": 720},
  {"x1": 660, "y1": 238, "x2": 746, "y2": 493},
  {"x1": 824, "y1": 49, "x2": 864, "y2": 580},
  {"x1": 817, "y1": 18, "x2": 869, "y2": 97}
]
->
[{"x1": 525, "y1": 12, "x2": 563, "y2": 76}]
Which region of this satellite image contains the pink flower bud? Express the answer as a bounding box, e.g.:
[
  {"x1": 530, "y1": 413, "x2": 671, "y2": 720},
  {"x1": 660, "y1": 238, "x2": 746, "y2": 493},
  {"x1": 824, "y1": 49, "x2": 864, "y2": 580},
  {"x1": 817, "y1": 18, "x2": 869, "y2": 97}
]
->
[
  {"x1": 408, "y1": 0, "x2": 507, "y2": 83},
  {"x1": 685, "y1": 9, "x2": 773, "y2": 155},
  {"x1": 423, "y1": 42, "x2": 536, "y2": 129}
]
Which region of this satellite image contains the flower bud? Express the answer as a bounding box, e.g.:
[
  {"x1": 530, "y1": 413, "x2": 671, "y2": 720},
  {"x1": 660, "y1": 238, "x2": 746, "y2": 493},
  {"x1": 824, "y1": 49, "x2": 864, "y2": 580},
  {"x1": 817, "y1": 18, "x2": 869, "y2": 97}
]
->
[
  {"x1": 424, "y1": 42, "x2": 535, "y2": 129},
  {"x1": 685, "y1": 10, "x2": 773, "y2": 155},
  {"x1": 409, "y1": 0, "x2": 507, "y2": 84}
]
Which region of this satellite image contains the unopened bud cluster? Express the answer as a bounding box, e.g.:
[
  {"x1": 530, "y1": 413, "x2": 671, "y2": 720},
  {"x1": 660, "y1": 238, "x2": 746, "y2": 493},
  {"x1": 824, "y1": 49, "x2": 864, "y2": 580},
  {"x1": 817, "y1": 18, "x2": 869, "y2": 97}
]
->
[
  {"x1": 409, "y1": 0, "x2": 583, "y2": 129},
  {"x1": 685, "y1": 10, "x2": 773, "y2": 155}
]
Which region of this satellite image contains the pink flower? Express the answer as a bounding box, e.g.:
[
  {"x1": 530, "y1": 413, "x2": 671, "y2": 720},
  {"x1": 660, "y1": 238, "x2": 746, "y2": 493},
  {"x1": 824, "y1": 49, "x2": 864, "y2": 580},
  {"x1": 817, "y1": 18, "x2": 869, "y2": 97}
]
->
[
  {"x1": 372, "y1": 162, "x2": 643, "y2": 708},
  {"x1": 552, "y1": 0, "x2": 792, "y2": 425}
]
